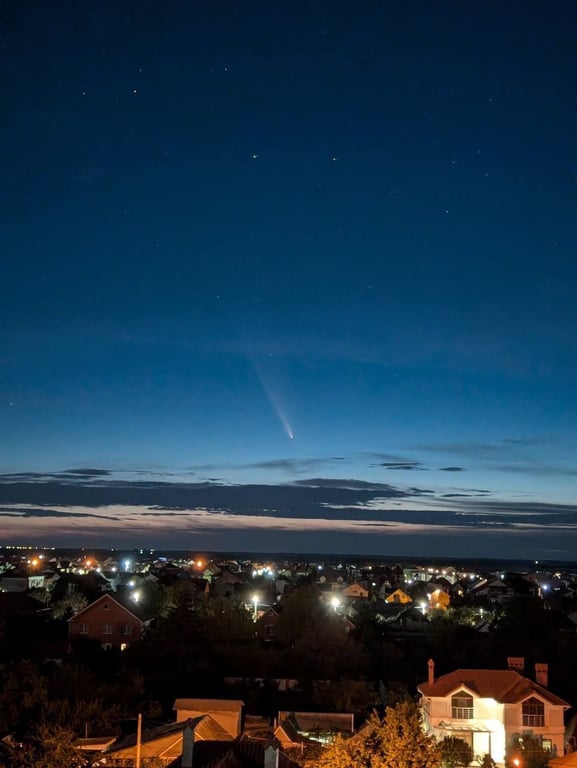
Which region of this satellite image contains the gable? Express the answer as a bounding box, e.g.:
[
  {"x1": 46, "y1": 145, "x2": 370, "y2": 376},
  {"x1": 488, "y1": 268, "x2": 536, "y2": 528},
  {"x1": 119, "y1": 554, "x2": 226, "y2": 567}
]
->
[{"x1": 68, "y1": 594, "x2": 143, "y2": 625}]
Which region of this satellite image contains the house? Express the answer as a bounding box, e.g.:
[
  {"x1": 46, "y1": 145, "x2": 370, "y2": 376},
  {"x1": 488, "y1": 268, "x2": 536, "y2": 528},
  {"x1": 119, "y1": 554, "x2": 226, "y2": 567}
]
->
[
  {"x1": 469, "y1": 578, "x2": 516, "y2": 604},
  {"x1": 174, "y1": 699, "x2": 244, "y2": 738},
  {"x1": 257, "y1": 605, "x2": 283, "y2": 642},
  {"x1": 163, "y1": 732, "x2": 302, "y2": 768},
  {"x1": 341, "y1": 581, "x2": 369, "y2": 599},
  {"x1": 376, "y1": 603, "x2": 429, "y2": 636},
  {"x1": 275, "y1": 711, "x2": 355, "y2": 748},
  {"x1": 213, "y1": 568, "x2": 248, "y2": 597},
  {"x1": 102, "y1": 715, "x2": 232, "y2": 764},
  {"x1": 418, "y1": 659, "x2": 569, "y2": 766},
  {"x1": 385, "y1": 588, "x2": 412, "y2": 604},
  {"x1": 68, "y1": 594, "x2": 144, "y2": 650}
]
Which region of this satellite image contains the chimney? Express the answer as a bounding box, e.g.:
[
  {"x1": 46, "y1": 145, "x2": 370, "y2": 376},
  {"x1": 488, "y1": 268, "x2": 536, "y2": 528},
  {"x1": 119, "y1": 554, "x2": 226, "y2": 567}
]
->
[
  {"x1": 428, "y1": 659, "x2": 435, "y2": 687},
  {"x1": 507, "y1": 657, "x2": 525, "y2": 671},
  {"x1": 181, "y1": 723, "x2": 194, "y2": 768},
  {"x1": 535, "y1": 663, "x2": 548, "y2": 687},
  {"x1": 264, "y1": 745, "x2": 280, "y2": 768}
]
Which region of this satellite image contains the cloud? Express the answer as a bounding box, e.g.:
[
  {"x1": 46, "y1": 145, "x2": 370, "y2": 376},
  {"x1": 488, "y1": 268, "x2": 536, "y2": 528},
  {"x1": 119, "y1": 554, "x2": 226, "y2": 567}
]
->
[
  {"x1": 376, "y1": 462, "x2": 425, "y2": 471},
  {"x1": 62, "y1": 468, "x2": 112, "y2": 477},
  {"x1": 439, "y1": 466, "x2": 466, "y2": 472},
  {"x1": 2, "y1": 468, "x2": 577, "y2": 557},
  {"x1": 0, "y1": 506, "x2": 116, "y2": 519},
  {"x1": 192, "y1": 456, "x2": 345, "y2": 475},
  {"x1": 491, "y1": 463, "x2": 577, "y2": 477},
  {"x1": 293, "y1": 478, "x2": 400, "y2": 491}
]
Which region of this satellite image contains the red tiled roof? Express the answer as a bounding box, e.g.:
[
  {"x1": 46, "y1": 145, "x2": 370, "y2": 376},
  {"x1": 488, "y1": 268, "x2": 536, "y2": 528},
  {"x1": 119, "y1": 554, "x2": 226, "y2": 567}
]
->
[{"x1": 418, "y1": 669, "x2": 568, "y2": 707}]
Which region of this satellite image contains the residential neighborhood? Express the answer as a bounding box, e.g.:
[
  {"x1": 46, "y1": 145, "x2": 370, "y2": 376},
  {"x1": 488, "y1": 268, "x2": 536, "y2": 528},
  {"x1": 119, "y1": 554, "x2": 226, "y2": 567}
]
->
[{"x1": 1, "y1": 547, "x2": 577, "y2": 766}]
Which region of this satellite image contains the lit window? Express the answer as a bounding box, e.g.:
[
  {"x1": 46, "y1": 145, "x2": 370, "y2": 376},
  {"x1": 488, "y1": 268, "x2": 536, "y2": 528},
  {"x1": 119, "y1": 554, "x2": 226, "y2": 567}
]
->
[
  {"x1": 522, "y1": 697, "x2": 545, "y2": 727},
  {"x1": 451, "y1": 692, "x2": 474, "y2": 719}
]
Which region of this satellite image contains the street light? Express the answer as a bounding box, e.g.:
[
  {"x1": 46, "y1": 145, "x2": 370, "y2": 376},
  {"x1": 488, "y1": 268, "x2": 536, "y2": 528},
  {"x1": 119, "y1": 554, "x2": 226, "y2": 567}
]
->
[
  {"x1": 252, "y1": 594, "x2": 259, "y2": 620},
  {"x1": 330, "y1": 596, "x2": 341, "y2": 611}
]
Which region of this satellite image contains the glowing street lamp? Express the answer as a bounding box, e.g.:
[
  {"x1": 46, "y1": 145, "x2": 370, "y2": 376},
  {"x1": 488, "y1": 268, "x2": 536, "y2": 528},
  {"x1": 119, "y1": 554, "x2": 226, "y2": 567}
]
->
[
  {"x1": 330, "y1": 596, "x2": 341, "y2": 612},
  {"x1": 252, "y1": 594, "x2": 259, "y2": 620}
]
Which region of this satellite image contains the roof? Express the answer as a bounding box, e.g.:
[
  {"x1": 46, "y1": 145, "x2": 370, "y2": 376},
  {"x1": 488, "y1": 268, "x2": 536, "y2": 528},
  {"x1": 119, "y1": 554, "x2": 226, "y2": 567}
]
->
[
  {"x1": 418, "y1": 669, "x2": 569, "y2": 707},
  {"x1": 67, "y1": 594, "x2": 144, "y2": 624},
  {"x1": 550, "y1": 755, "x2": 577, "y2": 768},
  {"x1": 73, "y1": 736, "x2": 116, "y2": 751},
  {"x1": 164, "y1": 736, "x2": 302, "y2": 768},
  {"x1": 278, "y1": 711, "x2": 354, "y2": 734},
  {"x1": 105, "y1": 716, "x2": 232, "y2": 756},
  {"x1": 174, "y1": 699, "x2": 244, "y2": 713},
  {"x1": 0, "y1": 593, "x2": 46, "y2": 616}
]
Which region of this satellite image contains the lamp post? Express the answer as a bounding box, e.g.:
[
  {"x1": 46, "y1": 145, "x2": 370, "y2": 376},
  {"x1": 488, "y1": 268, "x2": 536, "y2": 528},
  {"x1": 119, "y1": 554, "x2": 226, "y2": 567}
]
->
[{"x1": 252, "y1": 594, "x2": 259, "y2": 621}]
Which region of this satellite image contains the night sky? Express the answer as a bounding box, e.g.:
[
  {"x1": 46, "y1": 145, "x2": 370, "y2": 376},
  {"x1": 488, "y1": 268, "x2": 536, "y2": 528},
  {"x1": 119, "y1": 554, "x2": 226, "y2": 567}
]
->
[{"x1": 2, "y1": 1, "x2": 577, "y2": 558}]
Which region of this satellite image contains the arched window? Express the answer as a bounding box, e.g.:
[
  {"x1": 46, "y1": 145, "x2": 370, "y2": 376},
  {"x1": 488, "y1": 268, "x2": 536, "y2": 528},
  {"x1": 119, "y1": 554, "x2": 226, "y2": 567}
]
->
[
  {"x1": 522, "y1": 697, "x2": 545, "y2": 727},
  {"x1": 451, "y1": 691, "x2": 474, "y2": 719}
]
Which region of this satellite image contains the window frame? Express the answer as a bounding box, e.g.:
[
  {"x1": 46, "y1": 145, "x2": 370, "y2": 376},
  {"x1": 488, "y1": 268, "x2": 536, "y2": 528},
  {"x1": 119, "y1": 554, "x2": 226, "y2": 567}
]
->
[
  {"x1": 451, "y1": 691, "x2": 474, "y2": 720},
  {"x1": 522, "y1": 697, "x2": 545, "y2": 728}
]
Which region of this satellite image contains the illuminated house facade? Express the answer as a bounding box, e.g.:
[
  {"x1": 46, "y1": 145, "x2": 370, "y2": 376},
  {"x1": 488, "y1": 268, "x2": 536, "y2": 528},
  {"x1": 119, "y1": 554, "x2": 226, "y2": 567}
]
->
[
  {"x1": 418, "y1": 660, "x2": 569, "y2": 766},
  {"x1": 68, "y1": 594, "x2": 143, "y2": 650}
]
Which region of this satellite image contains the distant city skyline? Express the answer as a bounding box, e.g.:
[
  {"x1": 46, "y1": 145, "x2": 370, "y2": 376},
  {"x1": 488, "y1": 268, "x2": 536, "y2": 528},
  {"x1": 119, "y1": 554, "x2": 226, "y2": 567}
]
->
[{"x1": 2, "y1": 3, "x2": 577, "y2": 556}]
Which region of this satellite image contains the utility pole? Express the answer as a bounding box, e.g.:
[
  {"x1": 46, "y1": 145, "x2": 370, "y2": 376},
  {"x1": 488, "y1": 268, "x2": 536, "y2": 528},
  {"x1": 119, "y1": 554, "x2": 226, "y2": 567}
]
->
[{"x1": 135, "y1": 713, "x2": 142, "y2": 768}]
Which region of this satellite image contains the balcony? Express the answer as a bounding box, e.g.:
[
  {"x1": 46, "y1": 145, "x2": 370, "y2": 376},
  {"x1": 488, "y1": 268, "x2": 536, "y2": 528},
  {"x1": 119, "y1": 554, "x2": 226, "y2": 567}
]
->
[
  {"x1": 523, "y1": 714, "x2": 545, "y2": 727},
  {"x1": 451, "y1": 707, "x2": 474, "y2": 720}
]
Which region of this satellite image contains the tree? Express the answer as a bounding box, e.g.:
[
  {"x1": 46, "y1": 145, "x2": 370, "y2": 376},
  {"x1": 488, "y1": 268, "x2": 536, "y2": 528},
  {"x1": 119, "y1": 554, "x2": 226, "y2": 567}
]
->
[
  {"x1": 310, "y1": 701, "x2": 441, "y2": 768},
  {"x1": 0, "y1": 661, "x2": 48, "y2": 734},
  {"x1": 439, "y1": 736, "x2": 474, "y2": 768},
  {"x1": 377, "y1": 701, "x2": 441, "y2": 768},
  {"x1": 506, "y1": 735, "x2": 552, "y2": 768},
  {"x1": 8, "y1": 724, "x2": 93, "y2": 768},
  {"x1": 51, "y1": 592, "x2": 88, "y2": 619}
]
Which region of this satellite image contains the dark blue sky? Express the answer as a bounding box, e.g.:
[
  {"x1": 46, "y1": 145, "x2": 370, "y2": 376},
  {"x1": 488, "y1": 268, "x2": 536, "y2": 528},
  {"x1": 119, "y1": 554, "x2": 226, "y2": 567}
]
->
[{"x1": 2, "y1": 1, "x2": 577, "y2": 556}]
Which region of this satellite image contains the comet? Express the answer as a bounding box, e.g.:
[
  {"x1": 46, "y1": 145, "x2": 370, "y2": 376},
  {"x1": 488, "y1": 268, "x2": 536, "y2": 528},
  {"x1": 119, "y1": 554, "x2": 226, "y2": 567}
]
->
[{"x1": 253, "y1": 360, "x2": 295, "y2": 440}]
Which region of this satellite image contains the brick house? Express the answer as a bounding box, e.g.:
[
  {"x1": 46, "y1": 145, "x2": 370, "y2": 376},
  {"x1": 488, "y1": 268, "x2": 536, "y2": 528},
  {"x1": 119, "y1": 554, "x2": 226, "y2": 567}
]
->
[
  {"x1": 257, "y1": 605, "x2": 283, "y2": 642},
  {"x1": 68, "y1": 594, "x2": 144, "y2": 650}
]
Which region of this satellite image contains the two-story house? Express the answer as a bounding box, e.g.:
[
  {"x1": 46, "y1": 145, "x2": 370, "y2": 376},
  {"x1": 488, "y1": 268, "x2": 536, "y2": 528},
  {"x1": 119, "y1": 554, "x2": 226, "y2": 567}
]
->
[
  {"x1": 418, "y1": 660, "x2": 569, "y2": 766},
  {"x1": 68, "y1": 594, "x2": 144, "y2": 650}
]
